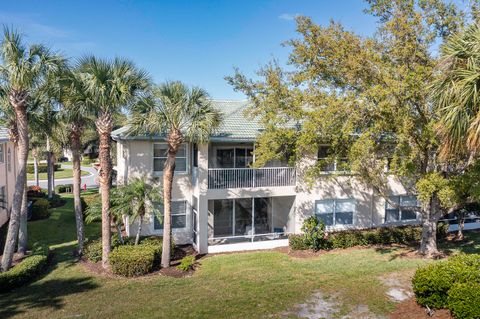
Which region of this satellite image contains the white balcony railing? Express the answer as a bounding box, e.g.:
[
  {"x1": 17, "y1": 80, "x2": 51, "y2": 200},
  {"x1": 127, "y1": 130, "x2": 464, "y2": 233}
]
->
[{"x1": 208, "y1": 167, "x2": 296, "y2": 189}]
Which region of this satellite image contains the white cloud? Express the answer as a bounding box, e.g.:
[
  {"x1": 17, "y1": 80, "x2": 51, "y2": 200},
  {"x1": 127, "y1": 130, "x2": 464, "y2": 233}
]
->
[{"x1": 278, "y1": 13, "x2": 300, "y2": 21}]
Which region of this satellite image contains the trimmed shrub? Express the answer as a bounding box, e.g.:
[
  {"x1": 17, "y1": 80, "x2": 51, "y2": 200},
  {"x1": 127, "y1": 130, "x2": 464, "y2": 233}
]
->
[
  {"x1": 31, "y1": 198, "x2": 50, "y2": 220},
  {"x1": 84, "y1": 239, "x2": 102, "y2": 263},
  {"x1": 412, "y1": 254, "x2": 480, "y2": 309},
  {"x1": 0, "y1": 246, "x2": 49, "y2": 293},
  {"x1": 289, "y1": 234, "x2": 309, "y2": 250},
  {"x1": 55, "y1": 184, "x2": 73, "y2": 194},
  {"x1": 48, "y1": 194, "x2": 66, "y2": 208},
  {"x1": 26, "y1": 186, "x2": 45, "y2": 198},
  {"x1": 177, "y1": 255, "x2": 196, "y2": 271},
  {"x1": 109, "y1": 244, "x2": 159, "y2": 277},
  {"x1": 302, "y1": 216, "x2": 328, "y2": 251},
  {"x1": 447, "y1": 282, "x2": 480, "y2": 319},
  {"x1": 26, "y1": 163, "x2": 60, "y2": 174}
]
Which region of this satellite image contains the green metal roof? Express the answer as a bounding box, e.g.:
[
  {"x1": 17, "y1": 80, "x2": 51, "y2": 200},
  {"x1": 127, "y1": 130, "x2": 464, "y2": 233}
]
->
[{"x1": 112, "y1": 100, "x2": 264, "y2": 142}]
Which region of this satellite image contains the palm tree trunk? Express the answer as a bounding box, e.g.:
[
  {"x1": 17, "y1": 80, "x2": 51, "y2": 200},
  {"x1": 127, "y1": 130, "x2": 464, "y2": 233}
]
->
[
  {"x1": 96, "y1": 113, "x2": 113, "y2": 269},
  {"x1": 46, "y1": 136, "x2": 53, "y2": 199},
  {"x1": 17, "y1": 182, "x2": 28, "y2": 256},
  {"x1": 71, "y1": 128, "x2": 84, "y2": 255},
  {"x1": 1, "y1": 94, "x2": 29, "y2": 272},
  {"x1": 116, "y1": 223, "x2": 124, "y2": 245},
  {"x1": 161, "y1": 133, "x2": 181, "y2": 268},
  {"x1": 135, "y1": 214, "x2": 143, "y2": 245}
]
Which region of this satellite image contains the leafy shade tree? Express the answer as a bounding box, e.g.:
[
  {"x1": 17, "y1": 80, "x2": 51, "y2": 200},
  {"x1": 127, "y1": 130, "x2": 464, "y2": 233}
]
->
[
  {"x1": 129, "y1": 81, "x2": 222, "y2": 267},
  {"x1": 227, "y1": 0, "x2": 474, "y2": 258},
  {"x1": 0, "y1": 29, "x2": 64, "y2": 271},
  {"x1": 77, "y1": 56, "x2": 150, "y2": 267},
  {"x1": 111, "y1": 177, "x2": 162, "y2": 245}
]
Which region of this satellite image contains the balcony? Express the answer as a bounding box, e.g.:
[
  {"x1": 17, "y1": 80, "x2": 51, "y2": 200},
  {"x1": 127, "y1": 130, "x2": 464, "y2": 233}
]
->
[{"x1": 208, "y1": 167, "x2": 296, "y2": 189}]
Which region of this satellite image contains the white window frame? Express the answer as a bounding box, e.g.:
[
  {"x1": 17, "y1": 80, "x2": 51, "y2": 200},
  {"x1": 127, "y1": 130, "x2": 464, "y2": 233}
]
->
[
  {"x1": 7, "y1": 148, "x2": 11, "y2": 172},
  {"x1": 384, "y1": 195, "x2": 419, "y2": 223},
  {"x1": 152, "y1": 143, "x2": 189, "y2": 175},
  {"x1": 317, "y1": 145, "x2": 348, "y2": 173},
  {"x1": 152, "y1": 200, "x2": 188, "y2": 230},
  {"x1": 0, "y1": 144, "x2": 4, "y2": 163},
  {"x1": 315, "y1": 198, "x2": 356, "y2": 227}
]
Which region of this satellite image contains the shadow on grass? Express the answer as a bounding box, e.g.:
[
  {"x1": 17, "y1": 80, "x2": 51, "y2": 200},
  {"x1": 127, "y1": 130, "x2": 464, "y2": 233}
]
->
[
  {"x1": 439, "y1": 230, "x2": 480, "y2": 255},
  {"x1": 0, "y1": 277, "x2": 99, "y2": 318}
]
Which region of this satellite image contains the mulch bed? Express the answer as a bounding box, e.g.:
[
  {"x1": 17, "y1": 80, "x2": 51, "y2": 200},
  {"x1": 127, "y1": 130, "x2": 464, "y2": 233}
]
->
[
  {"x1": 80, "y1": 244, "x2": 199, "y2": 279},
  {"x1": 389, "y1": 298, "x2": 452, "y2": 319}
]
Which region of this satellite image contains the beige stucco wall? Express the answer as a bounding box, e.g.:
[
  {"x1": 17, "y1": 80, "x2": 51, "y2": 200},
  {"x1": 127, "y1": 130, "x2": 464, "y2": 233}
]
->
[
  {"x1": 116, "y1": 139, "x2": 420, "y2": 252},
  {"x1": 0, "y1": 140, "x2": 17, "y2": 228}
]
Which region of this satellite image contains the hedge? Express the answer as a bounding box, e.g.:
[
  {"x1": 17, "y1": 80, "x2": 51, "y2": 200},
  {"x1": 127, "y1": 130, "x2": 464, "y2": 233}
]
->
[
  {"x1": 109, "y1": 244, "x2": 161, "y2": 277},
  {"x1": 447, "y1": 282, "x2": 480, "y2": 319},
  {"x1": 26, "y1": 163, "x2": 60, "y2": 174},
  {"x1": 412, "y1": 254, "x2": 480, "y2": 317},
  {"x1": 289, "y1": 223, "x2": 449, "y2": 251},
  {"x1": 55, "y1": 184, "x2": 73, "y2": 194},
  {"x1": 84, "y1": 239, "x2": 103, "y2": 263},
  {"x1": 31, "y1": 199, "x2": 50, "y2": 220},
  {"x1": 0, "y1": 245, "x2": 49, "y2": 293},
  {"x1": 177, "y1": 255, "x2": 196, "y2": 271}
]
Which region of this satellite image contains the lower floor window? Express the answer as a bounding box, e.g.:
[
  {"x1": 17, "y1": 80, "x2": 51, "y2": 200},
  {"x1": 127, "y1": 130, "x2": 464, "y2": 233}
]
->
[
  {"x1": 315, "y1": 198, "x2": 355, "y2": 226},
  {"x1": 0, "y1": 186, "x2": 5, "y2": 209},
  {"x1": 385, "y1": 195, "x2": 419, "y2": 222},
  {"x1": 153, "y1": 200, "x2": 187, "y2": 230}
]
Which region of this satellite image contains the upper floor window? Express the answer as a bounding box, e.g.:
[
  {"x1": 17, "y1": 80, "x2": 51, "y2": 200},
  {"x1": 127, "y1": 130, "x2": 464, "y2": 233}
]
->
[
  {"x1": 385, "y1": 195, "x2": 419, "y2": 222},
  {"x1": 7, "y1": 148, "x2": 11, "y2": 172},
  {"x1": 315, "y1": 198, "x2": 355, "y2": 226},
  {"x1": 0, "y1": 186, "x2": 6, "y2": 209},
  {"x1": 317, "y1": 145, "x2": 349, "y2": 172},
  {"x1": 153, "y1": 200, "x2": 187, "y2": 230},
  {"x1": 153, "y1": 143, "x2": 187, "y2": 173},
  {"x1": 0, "y1": 144, "x2": 4, "y2": 163},
  {"x1": 215, "y1": 147, "x2": 253, "y2": 168}
]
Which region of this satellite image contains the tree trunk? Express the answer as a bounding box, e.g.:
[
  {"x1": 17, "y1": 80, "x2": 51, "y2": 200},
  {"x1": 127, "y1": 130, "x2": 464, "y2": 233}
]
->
[
  {"x1": 161, "y1": 131, "x2": 182, "y2": 268},
  {"x1": 419, "y1": 195, "x2": 441, "y2": 258},
  {"x1": 96, "y1": 113, "x2": 113, "y2": 269},
  {"x1": 457, "y1": 211, "x2": 465, "y2": 241},
  {"x1": 17, "y1": 182, "x2": 28, "y2": 256},
  {"x1": 46, "y1": 136, "x2": 53, "y2": 199},
  {"x1": 135, "y1": 214, "x2": 143, "y2": 245},
  {"x1": 71, "y1": 128, "x2": 84, "y2": 255},
  {"x1": 33, "y1": 150, "x2": 39, "y2": 187},
  {"x1": 116, "y1": 223, "x2": 124, "y2": 245},
  {"x1": 1, "y1": 92, "x2": 29, "y2": 272}
]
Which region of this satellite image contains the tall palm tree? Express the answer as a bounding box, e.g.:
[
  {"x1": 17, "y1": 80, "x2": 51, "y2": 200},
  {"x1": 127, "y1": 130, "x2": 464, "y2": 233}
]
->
[
  {"x1": 432, "y1": 23, "x2": 480, "y2": 159},
  {"x1": 77, "y1": 56, "x2": 150, "y2": 268},
  {"x1": 0, "y1": 29, "x2": 64, "y2": 271},
  {"x1": 129, "y1": 81, "x2": 221, "y2": 267},
  {"x1": 111, "y1": 177, "x2": 162, "y2": 245}
]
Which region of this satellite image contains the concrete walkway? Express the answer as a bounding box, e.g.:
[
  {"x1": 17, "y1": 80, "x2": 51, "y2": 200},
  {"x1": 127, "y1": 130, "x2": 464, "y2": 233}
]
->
[{"x1": 27, "y1": 164, "x2": 99, "y2": 189}]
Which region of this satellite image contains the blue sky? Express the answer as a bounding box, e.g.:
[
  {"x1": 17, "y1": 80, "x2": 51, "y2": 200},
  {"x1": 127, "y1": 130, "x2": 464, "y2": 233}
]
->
[{"x1": 0, "y1": 1, "x2": 377, "y2": 99}]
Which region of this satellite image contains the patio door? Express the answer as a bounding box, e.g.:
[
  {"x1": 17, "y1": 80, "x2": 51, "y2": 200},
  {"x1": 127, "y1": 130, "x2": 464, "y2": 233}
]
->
[{"x1": 215, "y1": 147, "x2": 253, "y2": 168}]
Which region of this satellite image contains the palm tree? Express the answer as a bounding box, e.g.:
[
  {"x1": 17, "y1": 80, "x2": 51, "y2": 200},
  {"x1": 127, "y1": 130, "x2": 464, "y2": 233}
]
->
[
  {"x1": 432, "y1": 23, "x2": 480, "y2": 159},
  {"x1": 77, "y1": 56, "x2": 150, "y2": 268},
  {"x1": 56, "y1": 67, "x2": 94, "y2": 255},
  {"x1": 129, "y1": 81, "x2": 221, "y2": 267},
  {"x1": 111, "y1": 177, "x2": 162, "y2": 245},
  {"x1": 0, "y1": 29, "x2": 64, "y2": 271}
]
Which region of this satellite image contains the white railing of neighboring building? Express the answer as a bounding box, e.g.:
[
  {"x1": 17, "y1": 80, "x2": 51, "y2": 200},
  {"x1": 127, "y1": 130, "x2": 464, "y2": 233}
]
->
[{"x1": 207, "y1": 167, "x2": 296, "y2": 189}]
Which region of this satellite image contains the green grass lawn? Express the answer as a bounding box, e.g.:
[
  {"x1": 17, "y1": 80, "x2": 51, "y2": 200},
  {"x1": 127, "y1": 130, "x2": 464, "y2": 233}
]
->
[
  {"x1": 27, "y1": 168, "x2": 90, "y2": 181},
  {"x1": 1, "y1": 195, "x2": 479, "y2": 319}
]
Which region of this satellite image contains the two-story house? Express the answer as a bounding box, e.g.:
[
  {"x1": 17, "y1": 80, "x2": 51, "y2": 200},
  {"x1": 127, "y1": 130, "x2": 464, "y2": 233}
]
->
[
  {"x1": 0, "y1": 127, "x2": 18, "y2": 228},
  {"x1": 112, "y1": 100, "x2": 420, "y2": 254}
]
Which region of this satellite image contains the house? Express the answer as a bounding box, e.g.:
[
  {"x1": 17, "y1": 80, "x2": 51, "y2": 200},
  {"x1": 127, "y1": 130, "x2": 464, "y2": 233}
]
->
[
  {"x1": 112, "y1": 100, "x2": 420, "y2": 254},
  {"x1": 0, "y1": 127, "x2": 18, "y2": 228}
]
